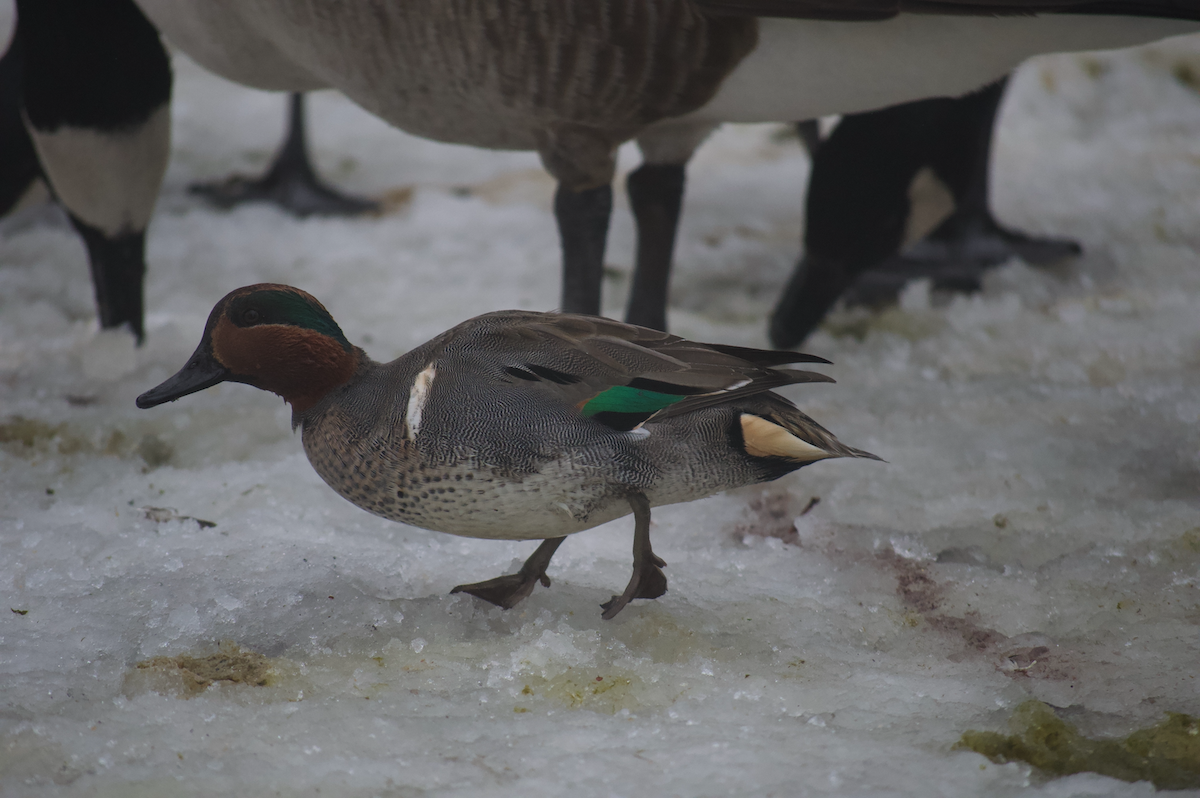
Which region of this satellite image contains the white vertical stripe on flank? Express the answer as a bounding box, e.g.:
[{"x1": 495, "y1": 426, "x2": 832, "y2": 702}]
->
[{"x1": 406, "y1": 364, "x2": 437, "y2": 439}]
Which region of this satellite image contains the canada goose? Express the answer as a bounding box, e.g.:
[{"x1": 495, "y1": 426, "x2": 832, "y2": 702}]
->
[
  {"x1": 129, "y1": 0, "x2": 1200, "y2": 327},
  {"x1": 9, "y1": 0, "x2": 170, "y2": 343},
  {"x1": 5, "y1": 3, "x2": 370, "y2": 343},
  {"x1": 17, "y1": 0, "x2": 1200, "y2": 341}
]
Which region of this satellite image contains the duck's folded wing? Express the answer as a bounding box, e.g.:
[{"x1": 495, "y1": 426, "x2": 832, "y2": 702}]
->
[
  {"x1": 457, "y1": 311, "x2": 835, "y2": 431},
  {"x1": 694, "y1": 0, "x2": 1200, "y2": 21}
]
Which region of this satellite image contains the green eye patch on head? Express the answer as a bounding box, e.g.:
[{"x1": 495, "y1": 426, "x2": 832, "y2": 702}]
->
[{"x1": 229, "y1": 289, "x2": 352, "y2": 351}]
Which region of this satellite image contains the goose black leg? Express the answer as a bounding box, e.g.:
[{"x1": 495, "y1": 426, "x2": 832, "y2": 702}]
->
[
  {"x1": 624, "y1": 163, "x2": 686, "y2": 331},
  {"x1": 556, "y1": 183, "x2": 613, "y2": 316},
  {"x1": 920, "y1": 78, "x2": 1081, "y2": 270},
  {"x1": 794, "y1": 119, "x2": 821, "y2": 157},
  {"x1": 770, "y1": 97, "x2": 926, "y2": 349},
  {"x1": 451, "y1": 537, "x2": 566, "y2": 609},
  {"x1": 844, "y1": 78, "x2": 1080, "y2": 307},
  {"x1": 190, "y1": 93, "x2": 379, "y2": 217},
  {"x1": 600, "y1": 492, "x2": 667, "y2": 620},
  {"x1": 770, "y1": 78, "x2": 1081, "y2": 349},
  {"x1": 69, "y1": 218, "x2": 147, "y2": 342}
]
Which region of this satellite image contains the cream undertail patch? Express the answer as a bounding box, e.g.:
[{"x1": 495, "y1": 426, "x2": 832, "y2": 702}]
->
[{"x1": 740, "y1": 413, "x2": 831, "y2": 462}]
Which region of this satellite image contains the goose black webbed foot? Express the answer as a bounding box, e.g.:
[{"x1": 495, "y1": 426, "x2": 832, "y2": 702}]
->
[
  {"x1": 844, "y1": 216, "x2": 1082, "y2": 307},
  {"x1": 451, "y1": 537, "x2": 565, "y2": 609},
  {"x1": 600, "y1": 492, "x2": 667, "y2": 620},
  {"x1": 189, "y1": 93, "x2": 379, "y2": 218}
]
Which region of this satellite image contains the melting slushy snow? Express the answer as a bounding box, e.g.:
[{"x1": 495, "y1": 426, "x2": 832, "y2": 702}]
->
[{"x1": 2, "y1": 13, "x2": 1199, "y2": 796}]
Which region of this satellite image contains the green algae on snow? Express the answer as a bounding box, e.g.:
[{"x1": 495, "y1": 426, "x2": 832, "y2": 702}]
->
[
  {"x1": 125, "y1": 641, "x2": 281, "y2": 697},
  {"x1": 0, "y1": 415, "x2": 174, "y2": 466},
  {"x1": 956, "y1": 700, "x2": 1200, "y2": 790},
  {"x1": 517, "y1": 668, "x2": 641, "y2": 715}
]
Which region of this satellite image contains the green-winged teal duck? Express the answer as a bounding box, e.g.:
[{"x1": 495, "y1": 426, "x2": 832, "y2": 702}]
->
[{"x1": 137, "y1": 284, "x2": 878, "y2": 618}]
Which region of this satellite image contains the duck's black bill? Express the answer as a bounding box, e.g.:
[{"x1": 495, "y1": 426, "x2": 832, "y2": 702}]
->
[{"x1": 136, "y1": 344, "x2": 230, "y2": 409}]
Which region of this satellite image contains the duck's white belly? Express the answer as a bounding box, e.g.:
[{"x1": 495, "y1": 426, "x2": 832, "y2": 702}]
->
[{"x1": 681, "y1": 15, "x2": 1200, "y2": 124}]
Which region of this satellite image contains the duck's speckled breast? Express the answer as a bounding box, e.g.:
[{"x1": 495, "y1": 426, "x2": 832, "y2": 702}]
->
[
  {"x1": 301, "y1": 402, "x2": 634, "y2": 541},
  {"x1": 301, "y1": 397, "x2": 788, "y2": 542}
]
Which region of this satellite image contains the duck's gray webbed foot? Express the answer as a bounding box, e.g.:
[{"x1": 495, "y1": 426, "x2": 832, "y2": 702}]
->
[
  {"x1": 451, "y1": 536, "x2": 566, "y2": 609},
  {"x1": 601, "y1": 492, "x2": 667, "y2": 620}
]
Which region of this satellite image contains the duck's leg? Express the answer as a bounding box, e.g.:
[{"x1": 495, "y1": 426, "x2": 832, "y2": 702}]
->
[
  {"x1": 600, "y1": 492, "x2": 667, "y2": 620},
  {"x1": 189, "y1": 93, "x2": 379, "y2": 217},
  {"x1": 450, "y1": 537, "x2": 566, "y2": 609}
]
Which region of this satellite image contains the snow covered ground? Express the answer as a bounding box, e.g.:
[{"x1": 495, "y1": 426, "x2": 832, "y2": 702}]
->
[{"x1": 2, "y1": 8, "x2": 1199, "y2": 795}]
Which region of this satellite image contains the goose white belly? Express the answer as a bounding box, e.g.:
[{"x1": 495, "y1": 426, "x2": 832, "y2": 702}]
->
[
  {"x1": 681, "y1": 15, "x2": 1200, "y2": 125},
  {"x1": 135, "y1": 0, "x2": 325, "y2": 91},
  {"x1": 134, "y1": 0, "x2": 597, "y2": 150},
  {"x1": 133, "y1": 3, "x2": 1199, "y2": 152}
]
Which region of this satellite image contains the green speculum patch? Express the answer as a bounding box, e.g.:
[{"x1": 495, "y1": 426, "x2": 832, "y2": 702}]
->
[
  {"x1": 580, "y1": 386, "x2": 687, "y2": 418},
  {"x1": 956, "y1": 700, "x2": 1200, "y2": 790}
]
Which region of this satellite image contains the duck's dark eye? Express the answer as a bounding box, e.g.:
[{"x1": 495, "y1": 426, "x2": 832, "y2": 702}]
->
[{"x1": 241, "y1": 308, "x2": 262, "y2": 325}]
